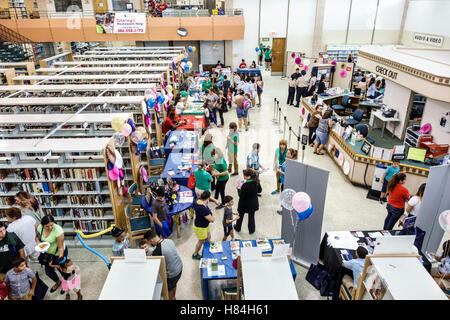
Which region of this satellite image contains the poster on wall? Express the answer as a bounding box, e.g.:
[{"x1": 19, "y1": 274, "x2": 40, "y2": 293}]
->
[{"x1": 95, "y1": 12, "x2": 146, "y2": 34}]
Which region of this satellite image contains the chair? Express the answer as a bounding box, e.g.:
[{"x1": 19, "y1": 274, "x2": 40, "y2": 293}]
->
[
  {"x1": 124, "y1": 205, "x2": 152, "y2": 247},
  {"x1": 220, "y1": 255, "x2": 243, "y2": 300},
  {"x1": 355, "y1": 123, "x2": 375, "y2": 144},
  {"x1": 331, "y1": 95, "x2": 350, "y2": 114},
  {"x1": 147, "y1": 148, "x2": 165, "y2": 176},
  {"x1": 344, "y1": 109, "x2": 364, "y2": 126},
  {"x1": 127, "y1": 182, "x2": 144, "y2": 211}
]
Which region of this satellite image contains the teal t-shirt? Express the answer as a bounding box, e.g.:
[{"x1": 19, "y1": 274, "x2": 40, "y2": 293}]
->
[
  {"x1": 385, "y1": 166, "x2": 400, "y2": 182},
  {"x1": 194, "y1": 169, "x2": 212, "y2": 191},
  {"x1": 214, "y1": 158, "x2": 229, "y2": 182},
  {"x1": 265, "y1": 50, "x2": 271, "y2": 59},
  {"x1": 227, "y1": 132, "x2": 239, "y2": 154}
]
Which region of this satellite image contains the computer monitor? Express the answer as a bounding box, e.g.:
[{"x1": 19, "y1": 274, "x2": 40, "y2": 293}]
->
[{"x1": 406, "y1": 147, "x2": 427, "y2": 162}]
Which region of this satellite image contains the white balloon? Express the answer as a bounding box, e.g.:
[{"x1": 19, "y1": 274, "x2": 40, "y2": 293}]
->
[
  {"x1": 280, "y1": 188, "x2": 296, "y2": 211},
  {"x1": 114, "y1": 149, "x2": 123, "y2": 169},
  {"x1": 438, "y1": 210, "x2": 450, "y2": 232}
]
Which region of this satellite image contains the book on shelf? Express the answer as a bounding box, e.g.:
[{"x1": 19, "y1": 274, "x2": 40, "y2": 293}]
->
[
  {"x1": 67, "y1": 195, "x2": 104, "y2": 206},
  {"x1": 71, "y1": 208, "x2": 105, "y2": 218},
  {"x1": 13, "y1": 168, "x2": 100, "y2": 181},
  {"x1": 42, "y1": 207, "x2": 64, "y2": 217},
  {"x1": 256, "y1": 238, "x2": 272, "y2": 252}
]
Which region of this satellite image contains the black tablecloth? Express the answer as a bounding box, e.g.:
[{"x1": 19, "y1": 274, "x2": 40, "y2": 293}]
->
[{"x1": 318, "y1": 230, "x2": 432, "y2": 300}]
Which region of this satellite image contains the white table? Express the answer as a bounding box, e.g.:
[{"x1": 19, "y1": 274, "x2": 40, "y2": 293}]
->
[
  {"x1": 241, "y1": 256, "x2": 298, "y2": 300},
  {"x1": 368, "y1": 257, "x2": 447, "y2": 300},
  {"x1": 99, "y1": 259, "x2": 161, "y2": 300},
  {"x1": 369, "y1": 109, "x2": 400, "y2": 138}
]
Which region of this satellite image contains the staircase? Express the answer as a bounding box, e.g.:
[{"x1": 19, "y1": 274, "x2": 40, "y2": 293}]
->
[{"x1": 0, "y1": 23, "x2": 36, "y2": 62}]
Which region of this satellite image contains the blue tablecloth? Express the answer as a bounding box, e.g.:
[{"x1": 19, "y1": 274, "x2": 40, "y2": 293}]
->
[
  {"x1": 201, "y1": 238, "x2": 297, "y2": 300},
  {"x1": 166, "y1": 185, "x2": 194, "y2": 216},
  {"x1": 164, "y1": 130, "x2": 198, "y2": 156},
  {"x1": 161, "y1": 152, "x2": 199, "y2": 186},
  {"x1": 237, "y1": 68, "x2": 261, "y2": 77}
]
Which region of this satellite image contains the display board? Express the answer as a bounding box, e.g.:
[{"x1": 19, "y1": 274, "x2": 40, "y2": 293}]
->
[
  {"x1": 96, "y1": 12, "x2": 146, "y2": 34},
  {"x1": 280, "y1": 159, "x2": 330, "y2": 266},
  {"x1": 200, "y1": 41, "x2": 225, "y2": 65}
]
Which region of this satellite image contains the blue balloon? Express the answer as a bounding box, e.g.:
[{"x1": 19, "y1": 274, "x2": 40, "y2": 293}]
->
[
  {"x1": 127, "y1": 118, "x2": 136, "y2": 133},
  {"x1": 107, "y1": 161, "x2": 114, "y2": 171},
  {"x1": 138, "y1": 139, "x2": 148, "y2": 151},
  {"x1": 188, "y1": 46, "x2": 192, "y2": 53},
  {"x1": 255, "y1": 47, "x2": 259, "y2": 52},
  {"x1": 182, "y1": 58, "x2": 188, "y2": 63},
  {"x1": 296, "y1": 204, "x2": 313, "y2": 221},
  {"x1": 147, "y1": 98, "x2": 156, "y2": 108},
  {"x1": 157, "y1": 94, "x2": 165, "y2": 104},
  {"x1": 184, "y1": 65, "x2": 190, "y2": 71}
]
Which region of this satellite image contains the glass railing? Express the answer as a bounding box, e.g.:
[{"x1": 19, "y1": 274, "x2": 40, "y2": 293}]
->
[{"x1": 0, "y1": 7, "x2": 243, "y2": 19}]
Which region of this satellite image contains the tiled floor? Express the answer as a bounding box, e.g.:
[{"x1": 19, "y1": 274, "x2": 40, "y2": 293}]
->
[{"x1": 36, "y1": 69, "x2": 442, "y2": 300}]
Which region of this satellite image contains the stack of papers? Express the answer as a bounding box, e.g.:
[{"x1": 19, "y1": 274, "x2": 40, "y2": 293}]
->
[
  {"x1": 242, "y1": 241, "x2": 253, "y2": 248},
  {"x1": 327, "y1": 231, "x2": 359, "y2": 250},
  {"x1": 256, "y1": 238, "x2": 272, "y2": 252},
  {"x1": 209, "y1": 241, "x2": 223, "y2": 253}
]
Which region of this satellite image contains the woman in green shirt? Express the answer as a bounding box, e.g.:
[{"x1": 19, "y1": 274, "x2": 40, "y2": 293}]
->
[
  {"x1": 271, "y1": 139, "x2": 288, "y2": 195},
  {"x1": 194, "y1": 161, "x2": 221, "y2": 206},
  {"x1": 211, "y1": 148, "x2": 229, "y2": 209},
  {"x1": 202, "y1": 77, "x2": 212, "y2": 93},
  {"x1": 35, "y1": 215, "x2": 67, "y2": 293},
  {"x1": 264, "y1": 46, "x2": 272, "y2": 71}
]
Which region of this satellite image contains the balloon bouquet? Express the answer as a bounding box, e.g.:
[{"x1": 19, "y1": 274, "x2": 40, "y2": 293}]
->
[{"x1": 279, "y1": 189, "x2": 314, "y2": 248}]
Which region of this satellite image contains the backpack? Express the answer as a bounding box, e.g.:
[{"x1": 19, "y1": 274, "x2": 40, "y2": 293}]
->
[
  {"x1": 187, "y1": 172, "x2": 196, "y2": 189},
  {"x1": 305, "y1": 263, "x2": 336, "y2": 297}
]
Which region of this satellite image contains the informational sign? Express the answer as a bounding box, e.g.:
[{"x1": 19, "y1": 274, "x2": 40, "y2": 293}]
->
[
  {"x1": 301, "y1": 134, "x2": 308, "y2": 146},
  {"x1": 413, "y1": 33, "x2": 444, "y2": 47},
  {"x1": 95, "y1": 12, "x2": 146, "y2": 34},
  {"x1": 375, "y1": 65, "x2": 398, "y2": 80}
]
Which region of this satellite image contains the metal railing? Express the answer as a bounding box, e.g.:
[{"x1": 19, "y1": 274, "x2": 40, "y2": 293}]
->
[
  {"x1": 0, "y1": 7, "x2": 243, "y2": 19},
  {"x1": 0, "y1": 23, "x2": 36, "y2": 62}
]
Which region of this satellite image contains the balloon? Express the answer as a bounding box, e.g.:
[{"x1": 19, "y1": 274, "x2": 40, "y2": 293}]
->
[
  {"x1": 114, "y1": 149, "x2": 123, "y2": 169},
  {"x1": 107, "y1": 161, "x2": 114, "y2": 171},
  {"x1": 187, "y1": 61, "x2": 193, "y2": 68},
  {"x1": 304, "y1": 59, "x2": 310, "y2": 66},
  {"x1": 111, "y1": 117, "x2": 125, "y2": 132},
  {"x1": 192, "y1": 46, "x2": 196, "y2": 52},
  {"x1": 127, "y1": 119, "x2": 136, "y2": 132},
  {"x1": 144, "y1": 114, "x2": 150, "y2": 126},
  {"x1": 121, "y1": 123, "x2": 132, "y2": 137},
  {"x1": 131, "y1": 133, "x2": 140, "y2": 144},
  {"x1": 340, "y1": 70, "x2": 347, "y2": 78},
  {"x1": 255, "y1": 47, "x2": 259, "y2": 52},
  {"x1": 331, "y1": 60, "x2": 337, "y2": 66},
  {"x1": 112, "y1": 132, "x2": 125, "y2": 147},
  {"x1": 295, "y1": 57, "x2": 301, "y2": 65},
  {"x1": 141, "y1": 167, "x2": 148, "y2": 183},
  {"x1": 296, "y1": 204, "x2": 314, "y2": 221},
  {"x1": 118, "y1": 168, "x2": 124, "y2": 180},
  {"x1": 108, "y1": 165, "x2": 119, "y2": 181},
  {"x1": 184, "y1": 64, "x2": 190, "y2": 71},
  {"x1": 291, "y1": 52, "x2": 296, "y2": 58},
  {"x1": 280, "y1": 188, "x2": 296, "y2": 211},
  {"x1": 292, "y1": 192, "x2": 311, "y2": 213},
  {"x1": 137, "y1": 139, "x2": 148, "y2": 151},
  {"x1": 188, "y1": 46, "x2": 192, "y2": 52},
  {"x1": 157, "y1": 94, "x2": 165, "y2": 104},
  {"x1": 438, "y1": 210, "x2": 450, "y2": 232},
  {"x1": 147, "y1": 98, "x2": 156, "y2": 108},
  {"x1": 177, "y1": 54, "x2": 184, "y2": 62},
  {"x1": 182, "y1": 57, "x2": 188, "y2": 63},
  {"x1": 166, "y1": 84, "x2": 173, "y2": 93},
  {"x1": 135, "y1": 126, "x2": 148, "y2": 140},
  {"x1": 167, "y1": 92, "x2": 173, "y2": 100},
  {"x1": 234, "y1": 177, "x2": 244, "y2": 189},
  {"x1": 304, "y1": 65, "x2": 308, "y2": 71}
]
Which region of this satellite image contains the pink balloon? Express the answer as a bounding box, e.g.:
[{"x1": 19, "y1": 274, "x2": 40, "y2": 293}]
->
[
  {"x1": 121, "y1": 123, "x2": 132, "y2": 136},
  {"x1": 302, "y1": 107, "x2": 305, "y2": 115},
  {"x1": 331, "y1": 61, "x2": 337, "y2": 66},
  {"x1": 292, "y1": 192, "x2": 311, "y2": 213},
  {"x1": 304, "y1": 65, "x2": 308, "y2": 71},
  {"x1": 295, "y1": 57, "x2": 302, "y2": 65},
  {"x1": 108, "y1": 166, "x2": 119, "y2": 181},
  {"x1": 291, "y1": 52, "x2": 296, "y2": 58},
  {"x1": 340, "y1": 70, "x2": 347, "y2": 78},
  {"x1": 141, "y1": 167, "x2": 148, "y2": 183}
]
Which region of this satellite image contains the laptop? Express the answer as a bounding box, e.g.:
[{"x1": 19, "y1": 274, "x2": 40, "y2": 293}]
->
[{"x1": 372, "y1": 235, "x2": 416, "y2": 255}]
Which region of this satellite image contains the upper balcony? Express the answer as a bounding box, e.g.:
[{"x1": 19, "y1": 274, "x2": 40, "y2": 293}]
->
[{"x1": 0, "y1": 4, "x2": 245, "y2": 42}]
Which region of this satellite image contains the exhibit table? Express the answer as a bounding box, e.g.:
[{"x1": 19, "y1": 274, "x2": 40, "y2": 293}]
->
[
  {"x1": 369, "y1": 110, "x2": 400, "y2": 138},
  {"x1": 161, "y1": 152, "x2": 199, "y2": 186},
  {"x1": 201, "y1": 239, "x2": 297, "y2": 300},
  {"x1": 237, "y1": 68, "x2": 261, "y2": 77},
  {"x1": 164, "y1": 130, "x2": 198, "y2": 155},
  {"x1": 182, "y1": 102, "x2": 206, "y2": 116},
  {"x1": 318, "y1": 230, "x2": 431, "y2": 300},
  {"x1": 99, "y1": 259, "x2": 162, "y2": 300},
  {"x1": 177, "y1": 115, "x2": 207, "y2": 131}
]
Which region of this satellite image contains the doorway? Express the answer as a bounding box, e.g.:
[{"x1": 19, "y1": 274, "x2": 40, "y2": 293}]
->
[{"x1": 271, "y1": 37, "x2": 286, "y2": 75}]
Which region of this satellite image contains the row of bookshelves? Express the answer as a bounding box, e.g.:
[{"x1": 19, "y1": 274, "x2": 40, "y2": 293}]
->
[
  {"x1": 1, "y1": 167, "x2": 102, "y2": 181},
  {"x1": 0, "y1": 180, "x2": 105, "y2": 195}
]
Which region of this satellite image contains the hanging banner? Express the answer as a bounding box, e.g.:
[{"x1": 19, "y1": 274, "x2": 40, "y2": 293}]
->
[{"x1": 95, "y1": 12, "x2": 146, "y2": 34}]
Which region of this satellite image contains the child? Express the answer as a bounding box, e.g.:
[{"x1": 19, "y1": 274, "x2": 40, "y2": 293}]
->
[
  {"x1": 379, "y1": 160, "x2": 401, "y2": 204},
  {"x1": 139, "y1": 240, "x2": 153, "y2": 256},
  {"x1": 341, "y1": 246, "x2": 368, "y2": 296},
  {"x1": 152, "y1": 186, "x2": 172, "y2": 239},
  {"x1": 217, "y1": 90, "x2": 226, "y2": 127},
  {"x1": 111, "y1": 227, "x2": 130, "y2": 256},
  {"x1": 49, "y1": 258, "x2": 82, "y2": 300},
  {"x1": 277, "y1": 148, "x2": 298, "y2": 214},
  {"x1": 226, "y1": 122, "x2": 239, "y2": 176},
  {"x1": 244, "y1": 93, "x2": 251, "y2": 127},
  {"x1": 4, "y1": 257, "x2": 36, "y2": 300},
  {"x1": 287, "y1": 75, "x2": 296, "y2": 106},
  {"x1": 227, "y1": 90, "x2": 233, "y2": 110},
  {"x1": 222, "y1": 196, "x2": 240, "y2": 241}
]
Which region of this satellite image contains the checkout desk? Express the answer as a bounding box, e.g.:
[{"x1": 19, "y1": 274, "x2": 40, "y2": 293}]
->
[{"x1": 302, "y1": 97, "x2": 431, "y2": 191}]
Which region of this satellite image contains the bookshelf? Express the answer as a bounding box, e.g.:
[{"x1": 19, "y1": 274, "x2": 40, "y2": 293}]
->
[
  {"x1": 326, "y1": 45, "x2": 360, "y2": 63},
  {"x1": 39, "y1": 52, "x2": 73, "y2": 69}
]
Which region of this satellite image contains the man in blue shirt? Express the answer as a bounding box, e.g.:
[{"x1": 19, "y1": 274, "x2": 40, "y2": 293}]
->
[
  {"x1": 379, "y1": 160, "x2": 401, "y2": 204},
  {"x1": 246, "y1": 143, "x2": 265, "y2": 175},
  {"x1": 341, "y1": 246, "x2": 368, "y2": 296}
]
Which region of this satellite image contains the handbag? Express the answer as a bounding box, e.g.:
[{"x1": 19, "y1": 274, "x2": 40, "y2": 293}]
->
[
  {"x1": 37, "y1": 229, "x2": 57, "y2": 267},
  {"x1": 187, "y1": 172, "x2": 196, "y2": 189},
  {"x1": 305, "y1": 263, "x2": 336, "y2": 296},
  {"x1": 382, "y1": 108, "x2": 396, "y2": 118},
  {"x1": 32, "y1": 272, "x2": 48, "y2": 301}
]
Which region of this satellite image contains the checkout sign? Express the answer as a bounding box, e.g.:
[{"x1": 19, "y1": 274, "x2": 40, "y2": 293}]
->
[{"x1": 375, "y1": 65, "x2": 398, "y2": 80}]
